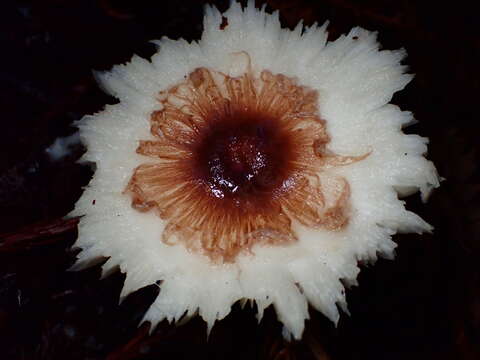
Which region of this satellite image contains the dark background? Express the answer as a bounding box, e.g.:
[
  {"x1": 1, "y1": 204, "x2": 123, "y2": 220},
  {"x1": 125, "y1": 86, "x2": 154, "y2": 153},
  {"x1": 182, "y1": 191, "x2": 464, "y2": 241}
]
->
[{"x1": 0, "y1": 0, "x2": 479, "y2": 359}]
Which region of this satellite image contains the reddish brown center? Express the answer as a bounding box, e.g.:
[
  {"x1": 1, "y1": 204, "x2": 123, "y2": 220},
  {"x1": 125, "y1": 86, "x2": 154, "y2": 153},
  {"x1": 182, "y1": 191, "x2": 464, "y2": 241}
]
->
[
  {"x1": 126, "y1": 65, "x2": 366, "y2": 262},
  {"x1": 193, "y1": 111, "x2": 290, "y2": 201}
]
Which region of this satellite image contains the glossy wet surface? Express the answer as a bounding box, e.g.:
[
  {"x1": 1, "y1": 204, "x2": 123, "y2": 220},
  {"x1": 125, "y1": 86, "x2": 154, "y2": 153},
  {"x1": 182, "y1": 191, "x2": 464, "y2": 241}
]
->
[{"x1": 193, "y1": 112, "x2": 291, "y2": 201}]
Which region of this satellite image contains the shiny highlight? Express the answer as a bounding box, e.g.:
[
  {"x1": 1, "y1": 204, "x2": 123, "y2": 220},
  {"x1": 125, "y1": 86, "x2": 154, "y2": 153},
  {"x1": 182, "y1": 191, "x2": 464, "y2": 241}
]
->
[{"x1": 126, "y1": 57, "x2": 367, "y2": 262}]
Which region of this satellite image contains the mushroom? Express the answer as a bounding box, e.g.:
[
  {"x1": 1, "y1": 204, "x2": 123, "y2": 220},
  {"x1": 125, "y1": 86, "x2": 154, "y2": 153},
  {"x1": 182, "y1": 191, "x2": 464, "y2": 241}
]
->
[{"x1": 70, "y1": 0, "x2": 440, "y2": 340}]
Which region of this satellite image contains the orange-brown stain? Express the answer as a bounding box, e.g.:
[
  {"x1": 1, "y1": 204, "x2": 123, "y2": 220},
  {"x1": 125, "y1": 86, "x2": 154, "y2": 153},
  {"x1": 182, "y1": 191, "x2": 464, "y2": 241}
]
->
[{"x1": 125, "y1": 64, "x2": 368, "y2": 263}]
